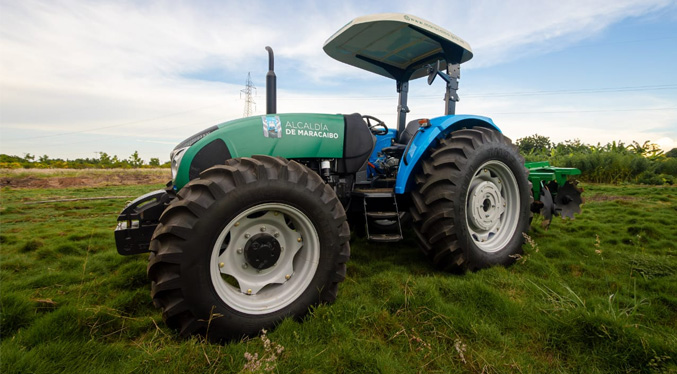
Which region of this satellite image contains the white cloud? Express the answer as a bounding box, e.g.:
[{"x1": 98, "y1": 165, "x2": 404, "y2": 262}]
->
[
  {"x1": 0, "y1": 0, "x2": 675, "y2": 160},
  {"x1": 441, "y1": 0, "x2": 673, "y2": 68},
  {"x1": 460, "y1": 91, "x2": 677, "y2": 151}
]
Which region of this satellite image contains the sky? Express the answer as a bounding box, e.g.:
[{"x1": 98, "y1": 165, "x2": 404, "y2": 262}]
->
[{"x1": 1, "y1": 0, "x2": 676, "y2": 163}]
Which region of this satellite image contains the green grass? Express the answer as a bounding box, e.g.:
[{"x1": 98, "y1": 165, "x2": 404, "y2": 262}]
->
[
  {"x1": 1, "y1": 182, "x2": 676, "y2": 373},
  {"x1": 0, "y1": 168, "x2": 169, "y2": 178}
]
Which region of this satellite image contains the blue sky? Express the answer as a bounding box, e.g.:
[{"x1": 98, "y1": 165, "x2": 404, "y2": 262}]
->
[{"x1": 1, "y1": 0, "x2": 676, "y2": 162}]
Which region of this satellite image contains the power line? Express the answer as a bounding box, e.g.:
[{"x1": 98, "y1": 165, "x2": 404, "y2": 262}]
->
[
  {"x1": 462, "y1": 84, "x2": 677, "y2": 98},
  {"x1": 4, "y1": 117, "x2": 226, "y2": 148},
  {"x1": 560, "y1": 36, "x2": 677, "y2": 49},
  {"x1": 4, "y1": 103, "x2": 227, "y2": 141},
  {"x1": 3, "y1": 83, "x2": 674, "y2": 143},
  {"x1": 276, "y1": 84, "x2": 677, "y2": 101},
  {"x1": 489, "y1": 107, "x2": 677, "y2": 115},
  {"x1": 363, "y1": 107, "x2": 677, "y2": 117}
]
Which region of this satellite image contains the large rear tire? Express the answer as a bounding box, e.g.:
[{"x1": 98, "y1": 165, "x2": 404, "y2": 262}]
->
[
  {"x1": 410, "y1": 127, "x2": 530, "y2": 272},
  {"x1": 148, "y1": 156, "x2": 350, "y2": 341}
]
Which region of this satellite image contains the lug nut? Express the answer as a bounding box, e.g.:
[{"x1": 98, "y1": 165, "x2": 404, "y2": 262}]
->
[
  {"x1": 273, "y1": 212, "x2": 279, "y2": 216},
  {"x1": 285, "y1": 274, "x2": 291, "y2": 280},
  {"x1": 297, "y1": 237, "x2": 302, "y2": 242},
  {"x1": 219, "y1": 262, "x2": 224, "y2": 268},
  {"x1": 274, "y1": 232, "x2": 279, "y2": 238},
  {"x1": 245, "y1": 233, "x2": 251, "y2": 239},
  {"x1": 242, "y1": 263, "x2": 248, "y2": 269},
  {"x1": 237, "y1": 248, "x2": 243, "y2": 254},
  {"x1": 280, "y1": 246, "x2": 284, "y2": 252},
  {"x1": 260, "y1": 226, "x2": 266, "y2": 232},
  {"x1": 234, "y1": 222, "x2": 240, "y2": 227},
  {"x1": 247, "y1": 289, "x2": 252, "y2": 295}
]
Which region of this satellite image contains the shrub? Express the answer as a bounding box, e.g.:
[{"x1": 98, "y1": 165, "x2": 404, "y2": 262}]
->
[{"x1": 520, "y1": 138, "x2": 677, "y2": 184}]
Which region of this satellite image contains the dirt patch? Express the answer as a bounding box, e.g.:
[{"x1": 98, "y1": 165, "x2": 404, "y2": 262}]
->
[
  {"x1": 585, "y1": 195, "x2": 638, "y2": 202},
  {"x1": 1, "y1": 169, "x2": 170, "y2": 189}
]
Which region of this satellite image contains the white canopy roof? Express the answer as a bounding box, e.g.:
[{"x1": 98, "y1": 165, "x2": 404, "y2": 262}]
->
[{"x1": 323, "y1": 13, "x2": 473, "y2": 82}]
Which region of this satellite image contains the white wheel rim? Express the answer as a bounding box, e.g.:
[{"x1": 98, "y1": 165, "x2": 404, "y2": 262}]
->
[
  {"x1": 210, "y1": 203, "x2": 320, "y2": 314},
  {"x1": 465, "y1": 160, "x2": 520, "y2": 253}
]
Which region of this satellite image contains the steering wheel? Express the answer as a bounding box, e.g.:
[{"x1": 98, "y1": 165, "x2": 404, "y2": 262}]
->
[{"x1": 362, "y1": 115, "x2": 388, "y2": 135}]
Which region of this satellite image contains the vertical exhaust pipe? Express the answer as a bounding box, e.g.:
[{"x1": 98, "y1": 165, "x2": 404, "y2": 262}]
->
[{"x1": 265, "y1": 46, "x2": 276, "y2": 114}]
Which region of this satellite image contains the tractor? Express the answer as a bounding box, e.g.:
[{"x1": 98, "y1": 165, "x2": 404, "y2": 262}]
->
[{"x1": 114, "y1": 13, "x2": 582, "y2": 341}]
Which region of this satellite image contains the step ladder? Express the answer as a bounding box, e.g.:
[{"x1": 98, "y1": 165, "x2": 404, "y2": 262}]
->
[{"x1": 355, "y1": 189, "x2": 403, "y2": 242}]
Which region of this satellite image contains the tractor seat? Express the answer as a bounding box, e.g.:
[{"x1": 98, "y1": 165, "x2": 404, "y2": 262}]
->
[
  {"x1": 379, "y1": 119, "x2": 423, "y2": 157},
  {"x1": 397, "y1": 119, "x2": 423, "y2": 145}
]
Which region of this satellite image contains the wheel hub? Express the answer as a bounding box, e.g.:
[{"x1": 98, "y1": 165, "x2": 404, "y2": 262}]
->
[
  {"x1": 464, "y1": 161, "x2": 520, "y2": 253},
  {"x1": 244, "y1": 233, "x2": 281, "y2": 270},
  {"x1": 211, "y1": 205, "x2": 317, "y2": 314},
  {"x1": 468, "y1": 180, "x2": 503, "y2": 231}
]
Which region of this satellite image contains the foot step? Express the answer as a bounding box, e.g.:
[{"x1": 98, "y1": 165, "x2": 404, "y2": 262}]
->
[
  {"x1": 369, "y1": 234, "x2": 403, "y2": 242},
  {"x1": 358, "y1": 190, "x2": 403, "y2": 242},
  {"x1": 366, "y1": 211, "x2": 399, "y2": 219}
]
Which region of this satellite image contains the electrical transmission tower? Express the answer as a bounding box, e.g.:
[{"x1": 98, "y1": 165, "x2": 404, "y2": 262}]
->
[{"x1": 240, "y1": 72, "x2": 256, "y2": 117}]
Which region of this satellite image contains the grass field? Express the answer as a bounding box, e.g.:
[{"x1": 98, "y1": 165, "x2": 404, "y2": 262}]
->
[{"x1": 1, "y1": 174, "x2": 676, "y2": 373}]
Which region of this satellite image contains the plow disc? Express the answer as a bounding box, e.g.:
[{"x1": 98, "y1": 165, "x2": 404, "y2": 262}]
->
[
  {"x1": 554, "y1": 181, "x2": 583, "y2": 219},
  {"x1": 539, "y1": 186, "x2": 555, "y2": 228},
  {"x1": 525, "y1": 161, "x2": 583, "y2": 227}
]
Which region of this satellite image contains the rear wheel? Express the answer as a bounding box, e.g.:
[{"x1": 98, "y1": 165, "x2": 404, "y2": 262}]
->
[
  {"x1": 410, "y1": 127, "x2": 531, "y2": 271},
  {"x1": 148, "y1": 156, "x2": 350, "y2": 341}
]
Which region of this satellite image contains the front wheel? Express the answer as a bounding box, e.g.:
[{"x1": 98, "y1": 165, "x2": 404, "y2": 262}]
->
[
  {"x1": 410, "y1": 127, "x2": 531, "y2": 272},
  {"x1": 148, "y1": 156, "x2": 350, "y2": 341}
]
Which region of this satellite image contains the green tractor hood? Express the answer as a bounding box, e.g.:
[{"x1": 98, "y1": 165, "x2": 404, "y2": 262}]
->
[{"x1": 172, "y1": 113, "x2": 346, "y2": 189}]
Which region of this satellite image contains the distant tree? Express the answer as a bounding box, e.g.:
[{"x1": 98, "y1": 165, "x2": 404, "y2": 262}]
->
[
  {"x1": 149, "y1": 157, "x2": 160, "y2": 167},
  {"x1": 516, "y1": 134, "x2": 552, "y2": 155},
  {"x1": 665, "y1": 148, "x2": 677, "y2": 158},
  {"x1": 98, "y1": 152, "x2": 112, "y2": 167},
  {"x1": 549, "y1": 139, "x2": 591, "y2": 157},
  {"x1": 0, "y1": 154, "x2": 25, "y2": 163},
  {"x1": 128, "y1": 151, "x2": 144, "y2": 168},
  {"x1": 628, "y1": 141, "x2": 664, "y2": 161}
]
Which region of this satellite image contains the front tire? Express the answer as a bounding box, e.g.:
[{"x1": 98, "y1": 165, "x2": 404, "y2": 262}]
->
[
  {"x1": 148, "y1": 156, "x2": 350, "y2": 341},
  {"x1": 410, "y1": 127, "x2": 531, "y2": 272}
]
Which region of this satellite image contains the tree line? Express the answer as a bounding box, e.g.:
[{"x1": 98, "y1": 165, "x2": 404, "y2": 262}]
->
[
  {"x1": 0, "y1": 151, "x2": 169, "y2": 169},
  {"x1": 516, "y1": 135, "x2": 677, "y2": 185},
  {"x1": 2, "y1": 138, "x2": 676, "y2": 185}
]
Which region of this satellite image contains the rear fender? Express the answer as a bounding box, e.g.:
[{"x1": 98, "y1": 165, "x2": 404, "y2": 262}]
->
[{"x1": 394, "y1": 115, "x2": 500, "y2": 194}]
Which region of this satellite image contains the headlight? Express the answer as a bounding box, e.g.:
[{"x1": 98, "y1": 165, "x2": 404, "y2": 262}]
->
[
  {"x1": 170, "y1": 125, "x2": 218, "y2": 185},
  {"x1": 170, "y1": 147, "x2": 189, "y2": 182}
]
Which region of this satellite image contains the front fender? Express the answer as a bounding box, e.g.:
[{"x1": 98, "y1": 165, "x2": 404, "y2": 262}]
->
[{"x1": 394, "y1": 115, "x2": 500, "y2": 194}]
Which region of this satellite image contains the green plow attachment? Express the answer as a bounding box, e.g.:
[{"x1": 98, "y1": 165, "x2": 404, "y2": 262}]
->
[{"x1": 526, "y1": 161, "x2": 583, "y2": 227}]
